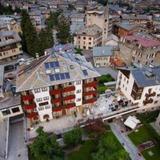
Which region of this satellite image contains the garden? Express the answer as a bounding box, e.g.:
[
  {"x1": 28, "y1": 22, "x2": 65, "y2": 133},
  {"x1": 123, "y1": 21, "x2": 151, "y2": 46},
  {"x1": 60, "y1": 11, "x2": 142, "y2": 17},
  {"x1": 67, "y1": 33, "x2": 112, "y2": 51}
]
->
[
  {"x1": 29, "y1": 119, "x2": 130, "y2": 160},
  {"x1": 128, "y1": 111, "x2": 160, "y2": 160},
  {"x1": 97, "y1": 74, "x2": 115, "y2": 94}
]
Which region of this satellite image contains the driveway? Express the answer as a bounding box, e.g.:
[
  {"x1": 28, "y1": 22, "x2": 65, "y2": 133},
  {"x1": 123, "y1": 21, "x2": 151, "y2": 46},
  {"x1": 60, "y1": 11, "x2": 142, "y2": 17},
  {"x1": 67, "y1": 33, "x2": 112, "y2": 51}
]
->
[
  {"x1": 7, "y1": 121, "x2": 28, "y2": 160},
  {"x1": 110, "y1": 123, "x2": 145, "y2": 160},
  {"x1": 95, "y1": 67, "x2": 118, "y2": 80}
]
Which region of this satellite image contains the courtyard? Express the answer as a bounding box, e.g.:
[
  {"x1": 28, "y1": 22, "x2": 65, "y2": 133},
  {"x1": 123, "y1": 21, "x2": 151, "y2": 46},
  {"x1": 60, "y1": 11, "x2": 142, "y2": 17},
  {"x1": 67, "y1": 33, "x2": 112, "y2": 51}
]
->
[{"x1": 128, "y1": 124, "x2": 160, "y2": 160}]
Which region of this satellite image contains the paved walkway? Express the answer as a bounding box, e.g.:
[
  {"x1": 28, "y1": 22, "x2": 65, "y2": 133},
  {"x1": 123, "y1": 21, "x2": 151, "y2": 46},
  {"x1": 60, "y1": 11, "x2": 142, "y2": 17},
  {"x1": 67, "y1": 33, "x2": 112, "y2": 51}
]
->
[
  {"x1": 110, "y1": 123, "x2": 145, "y2": 160},
  {"x1": 7, "y1": 121, "x2": 28, "y2": 160}
]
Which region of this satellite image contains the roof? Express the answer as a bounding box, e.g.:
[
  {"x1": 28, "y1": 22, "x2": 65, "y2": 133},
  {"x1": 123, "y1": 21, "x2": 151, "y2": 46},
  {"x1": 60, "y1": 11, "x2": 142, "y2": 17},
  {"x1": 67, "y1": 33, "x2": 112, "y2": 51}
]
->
[
  {"x1": 76, "y1": 24, "x2": 102, "y2": 36},
  {"x1": 16, "y1": 51, "x2": 100, "y2": 92},
  {"x1": 0, "y1": 31, "x2": 21, "y2": 48},
  {"x1": 117, "y1": 22, "x2": 136, "y2": 31},
  {"x1": 93, "y1": 46, "x2": 114, "y2": 57},
  {"x1": 121, "y1": 66, "x2": 160, "y2": 87},
  {"x1": 124, "y1": 116, "x2": 140, "y2": 130},
  {"x1": 123, "y1": 33, "x2": 160, "y2": 48}
]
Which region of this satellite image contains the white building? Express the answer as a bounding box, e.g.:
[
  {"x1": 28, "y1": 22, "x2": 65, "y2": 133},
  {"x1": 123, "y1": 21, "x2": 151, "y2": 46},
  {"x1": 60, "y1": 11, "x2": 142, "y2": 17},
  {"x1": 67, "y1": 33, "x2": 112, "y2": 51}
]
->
[
  {"x1": 116, "y1": 67, "x2": 160, "y2": 111},
  {"x1": 16, "y1": 48, "x2": 100, "y2": 122}
]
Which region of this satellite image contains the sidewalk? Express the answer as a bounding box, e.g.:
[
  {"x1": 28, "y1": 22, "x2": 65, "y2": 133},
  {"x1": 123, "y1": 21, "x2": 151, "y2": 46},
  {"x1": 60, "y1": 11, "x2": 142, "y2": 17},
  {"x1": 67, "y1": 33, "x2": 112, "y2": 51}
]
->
[{"x1": 110, "y1": 123, "x2": 145, "y2": 160}]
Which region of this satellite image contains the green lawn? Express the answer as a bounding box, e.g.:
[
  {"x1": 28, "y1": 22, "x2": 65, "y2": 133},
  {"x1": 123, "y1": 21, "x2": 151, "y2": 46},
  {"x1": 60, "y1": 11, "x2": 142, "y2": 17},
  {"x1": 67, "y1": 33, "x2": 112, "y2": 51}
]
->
[
  {"x1": 97, "y1": 85, "x2": 108, "y2": 94},
  {"x1": 128, "y1": 125, "x2": 160, "y2": 160},
  {"x1": 66, "y1": 140, "x2": 96, "y2": 160}
]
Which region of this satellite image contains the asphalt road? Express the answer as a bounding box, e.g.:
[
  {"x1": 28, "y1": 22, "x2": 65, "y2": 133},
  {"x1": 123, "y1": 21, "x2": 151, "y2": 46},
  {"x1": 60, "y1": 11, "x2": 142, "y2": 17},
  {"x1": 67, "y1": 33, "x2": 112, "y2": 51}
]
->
[{"x1": 7, "y1": 121, "x2": 28, "y2": 160}]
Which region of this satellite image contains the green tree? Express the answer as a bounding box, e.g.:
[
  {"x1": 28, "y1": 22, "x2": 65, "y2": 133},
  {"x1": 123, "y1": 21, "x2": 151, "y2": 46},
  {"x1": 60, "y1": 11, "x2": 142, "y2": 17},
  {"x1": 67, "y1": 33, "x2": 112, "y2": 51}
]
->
[
  {"x1": 21, "y1": 10, "x2": 38, "y2": 57},
  {"x1": 64, "y1": 127, "x2": 82, "y2": 147},
  {"x1": 56, "y1": 15, "x2": 71, "y2": 44},
  {"x1": 30, "y1": 127, "x2": 63, "y2": 160}
]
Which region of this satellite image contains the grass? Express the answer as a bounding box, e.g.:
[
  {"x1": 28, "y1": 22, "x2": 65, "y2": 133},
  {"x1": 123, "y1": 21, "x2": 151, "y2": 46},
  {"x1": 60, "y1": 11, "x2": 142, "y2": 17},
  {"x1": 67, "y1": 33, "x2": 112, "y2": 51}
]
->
[
  {"x1": 66, "y1": 140, "x2": 96, "y2": 160},
  {"x1": 128, "y1": 125, "x2": 160, "y2": 160},
  {"x1": 136, "y1": 110, "x2": 159, "y2": 123},
  {"x1": 97, "y1": 84, "x2": 108, "y2": 94}
]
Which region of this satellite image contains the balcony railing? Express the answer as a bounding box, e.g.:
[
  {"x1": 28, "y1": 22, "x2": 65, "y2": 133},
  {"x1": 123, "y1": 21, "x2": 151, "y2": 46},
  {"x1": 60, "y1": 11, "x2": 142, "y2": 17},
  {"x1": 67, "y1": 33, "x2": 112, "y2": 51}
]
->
[
  {"x1": 64, "y1": 103, "x2": 75, "y2": 109},
  {"x1": 83, "y1": 81, "x2": 97, "y2": 88},
  {"x1": 22, "y1": 94, "x2": 34, "y2": 101},
  {"x1": 84, "y1": 98, "x2": 97, "y2": 104},
  {"x1": 23, "y1": 104, "x2": 36, "y2": 110},
  {"x1": 63, "y1": 95, "x2": 75, "y2": 101},
  {"x1": 63, "y1": 86, "x2": 75, "y2": 92},
  {"x1": 52, "y1": 107, "x2": 63, "y2": 112},
  {"x1": 83, "y1": 90, "x2": 97, "y2": 96},
  {"x1": 50, "y1": 89, "x2": 61, "y2": 95},
  {"x1": 51, "y1": 98, "x2": 61, "y2": 104},
  {"x1": 26, "y1": 112, "x2": 38, "y2": 119}
]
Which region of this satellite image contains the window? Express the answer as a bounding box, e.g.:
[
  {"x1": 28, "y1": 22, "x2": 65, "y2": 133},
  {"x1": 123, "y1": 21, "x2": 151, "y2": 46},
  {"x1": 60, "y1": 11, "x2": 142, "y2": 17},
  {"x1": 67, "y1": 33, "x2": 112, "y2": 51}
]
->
[
  {"x1": 45, "y1": 105, "x2": 50, "y2": 109},
  {"x1": 76, "y1": 89, "x2": 81, "y2": 93},
  {"x1": 41, "y1": 87, "x2": 47, "y2": 92},
  {"x1": 83, "y1": 37, "x2": 86, "y2": 40},
  {"x1": 39, "y1": 101, "x2": 48, "y2": 106},
  {"x1": 2, "y1": 109, "x2": 11, "y2": 116},
  {"x1": 43, "y1": 97, "x2": 49, "y2": 101},
  {"x1": 34, "y1": 88, "x2": 40, "y2": 93},
  {"x1": 38, "y1": 106, "x2": 44, "y2": 111},
  {"x1": 12, "y1": 107, "x2": 20, "y2": 113},
  {"x1": 76, "y1": 80, "x2": 81, "y2": 85},
  {"x1": 76, "y1": 98, "x2": 81, "y2": 102},
  {"x1": 36, "y1": 98, "x2": 42, "y2": 102}
]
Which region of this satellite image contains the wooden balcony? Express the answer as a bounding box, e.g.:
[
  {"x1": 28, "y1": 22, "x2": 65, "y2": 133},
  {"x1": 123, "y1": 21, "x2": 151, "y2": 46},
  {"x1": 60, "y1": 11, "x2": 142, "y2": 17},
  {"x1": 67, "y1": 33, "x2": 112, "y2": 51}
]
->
[
  {"x1": 83, "y1": 90, "x2": 97, "y2": 96},
  {"x1": 50, "y1": 89, "x2": 61, "y2": 95},
  {"x1": 83, "y1": 81, "x2": 97, "y2": 88},
  {"x1": 63, "y1": 86, "x2": 75, "y2": 92},
  {"x1": 22, "y1": 94, "x2": 34, "y2": 101},
  {"x1": 52, "y1": 107, "x2": 62, "y2": 112},
  {"x1": 64, "y1": 103, "x2": 75, "y2": 109},
  {"x1": 23, "y1": 104, "x2": 36, "y2": 110},
  {"x1": 26, "y1": 112, "x2": 38, "y2": 119},
  {"x1": 84, "y1": 98, "x2": 97, "y2": 104},
  {"x1": 63, "y1": 95, "x2": 75, "y2": 101},
  {"x1": 51, "y1": 98, "x2": 61, "y2": 104}
]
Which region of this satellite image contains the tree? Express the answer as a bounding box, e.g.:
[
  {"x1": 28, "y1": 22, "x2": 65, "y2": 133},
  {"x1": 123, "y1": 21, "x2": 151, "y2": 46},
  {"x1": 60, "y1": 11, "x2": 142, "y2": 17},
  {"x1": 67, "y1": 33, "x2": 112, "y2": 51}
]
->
[
  {"x1": 30, "y1": 127, "x2": 63, "y2": 160},
  {"x1": 21, "y1": 10, "x2": 38, "y2": 57},
  {"x1": 56, "y1": 15, "x2": 71, "y2": 44},
  {"x1": 64, "y1": 127, "x2": 82, "y2": 147}
]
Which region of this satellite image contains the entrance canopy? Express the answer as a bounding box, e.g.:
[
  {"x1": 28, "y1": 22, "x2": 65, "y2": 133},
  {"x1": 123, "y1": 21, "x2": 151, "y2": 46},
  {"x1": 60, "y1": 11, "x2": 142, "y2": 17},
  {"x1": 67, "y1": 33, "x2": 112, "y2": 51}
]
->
[{"x1": 124, "y1": 116, "x2": 140, "y2": 130}]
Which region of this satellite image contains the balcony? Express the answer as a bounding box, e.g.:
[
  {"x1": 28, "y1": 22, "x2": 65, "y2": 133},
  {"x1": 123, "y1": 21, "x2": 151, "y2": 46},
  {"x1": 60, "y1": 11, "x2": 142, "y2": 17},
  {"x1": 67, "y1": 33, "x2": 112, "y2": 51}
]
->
[
  {"x1": 22, "y1": 94, "x2": 34, "y2": 101},
  {"x1": 84, "y1": 98, "x2": 97, "y2": 104},
  {"x1": 52, "y1": 107, "x2": 62, "y2": 112},
  {"x1": 63, "y1": 86, "x2": 75, "y2": 92},
  {"x1": 64, "y1": 103, "x2": 75, "y2": 109},
  {"x1": 50, "y1": 89, "x2": 61, "y2": 95},
  {"x1": 63, "y1": 95, "x2": 75, "y2": 101},
  {"x1": 23, "y1": 104, "x2": 36, "y2": 110},
  {"x1": 26, "y1": 112, "x2": 38, "y2": 119},
  {"x1": 83, "y1": 90, "x2": 97, "y2": 96},
  {"x1": 84, "y1": 81, "x2": 97, "y2": 88},
  {"x1": 51, "y1": 98, "x2": 61, "y2": 104}
]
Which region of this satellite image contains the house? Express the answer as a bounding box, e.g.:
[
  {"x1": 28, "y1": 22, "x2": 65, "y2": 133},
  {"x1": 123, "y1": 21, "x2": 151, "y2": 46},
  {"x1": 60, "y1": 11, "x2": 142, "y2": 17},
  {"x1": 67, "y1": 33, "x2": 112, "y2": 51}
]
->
[
  {"x1": 16, "y1": 50, "x2": 100, "y2": 123},
  {"x1": 0, "y1": 31, "x2": 22, "y2": 61},
  {"x1": 120, "y1": 33, "x2": 160, "y2": 66},
  {"x1": 85, "y1": 4, "x2": 109, "y2": 44},
  {"x1": 74, "y1": 24, "x2": 102, "y2": 50},
  {"x1": 116, "y1": 66, "x2": 160, "y2": 111},
  {"x1": 93, "y1": 46, "x2": 114, "y2": 67}
]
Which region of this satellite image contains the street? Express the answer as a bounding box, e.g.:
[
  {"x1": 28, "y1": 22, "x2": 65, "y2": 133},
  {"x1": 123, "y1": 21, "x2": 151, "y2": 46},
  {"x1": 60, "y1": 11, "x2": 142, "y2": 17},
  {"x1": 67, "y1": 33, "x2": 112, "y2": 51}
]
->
[{"x1": 7, "y1": 121, "x2": 28, "y2": 160}]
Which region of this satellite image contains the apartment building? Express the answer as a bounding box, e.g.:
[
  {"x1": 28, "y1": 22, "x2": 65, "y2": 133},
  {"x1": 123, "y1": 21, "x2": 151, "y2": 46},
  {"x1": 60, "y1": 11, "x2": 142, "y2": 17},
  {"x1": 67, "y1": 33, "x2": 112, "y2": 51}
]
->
[
  {"x1": 85, "y1": 4, "x2": 109, "y2": 44},
  {"x1": 74, "y1": 24, "x2": 102, "y2": 50},
  {"x1": 120, "y1": 33, "x2": 160, "y2": 66},
  {"x1": 0, "y1": 31, "x2": 22, "y2": 61},
  {"x1": 116, "y1": 66, "x2": 160, "y2": 111},
  {"x1": 16, "y1": 51, "x2": 100, "y2": 122}
]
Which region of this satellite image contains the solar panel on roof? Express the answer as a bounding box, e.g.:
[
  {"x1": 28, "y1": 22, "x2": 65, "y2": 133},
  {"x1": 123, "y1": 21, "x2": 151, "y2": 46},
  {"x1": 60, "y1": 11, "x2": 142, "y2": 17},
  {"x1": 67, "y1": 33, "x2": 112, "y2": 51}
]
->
[
  {"x1": 55, "y1": 61, "x2": 59, "y2": 67},
  {"x1": 60, "y1": 73, "x2": 65, "y2": 80},
  {"x1": 50, "y1": 62, "x2": 55, "y2": 68},
  {"x1": 49, "y1": 74, "x2": 55, "y2": 81},
  {"x1": 55, "y1": 73, "x2": 60, "y2": 80},
  {"x1": 45, "y1": 63, "x2": 50, "y2": 69},
  {"x1": 65, "y1": 72, "x2": 70, "y2": 79},
  {"x1": 83, "y1": 70, "x2": 88, "y2": 76}
]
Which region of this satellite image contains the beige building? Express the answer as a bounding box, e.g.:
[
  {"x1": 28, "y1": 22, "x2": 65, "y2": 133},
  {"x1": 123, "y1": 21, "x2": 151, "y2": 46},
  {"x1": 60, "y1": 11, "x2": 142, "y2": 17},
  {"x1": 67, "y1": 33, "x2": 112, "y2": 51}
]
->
[
  {"x1": 74, "y1": 24, "x2": 102, "y2": 50},
  {"x1": 0, "y1": 31, "x2": 22, "y2": 61},
  {"x1": 85, "y1": 4, "x2": 109, "y2": 44}
]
